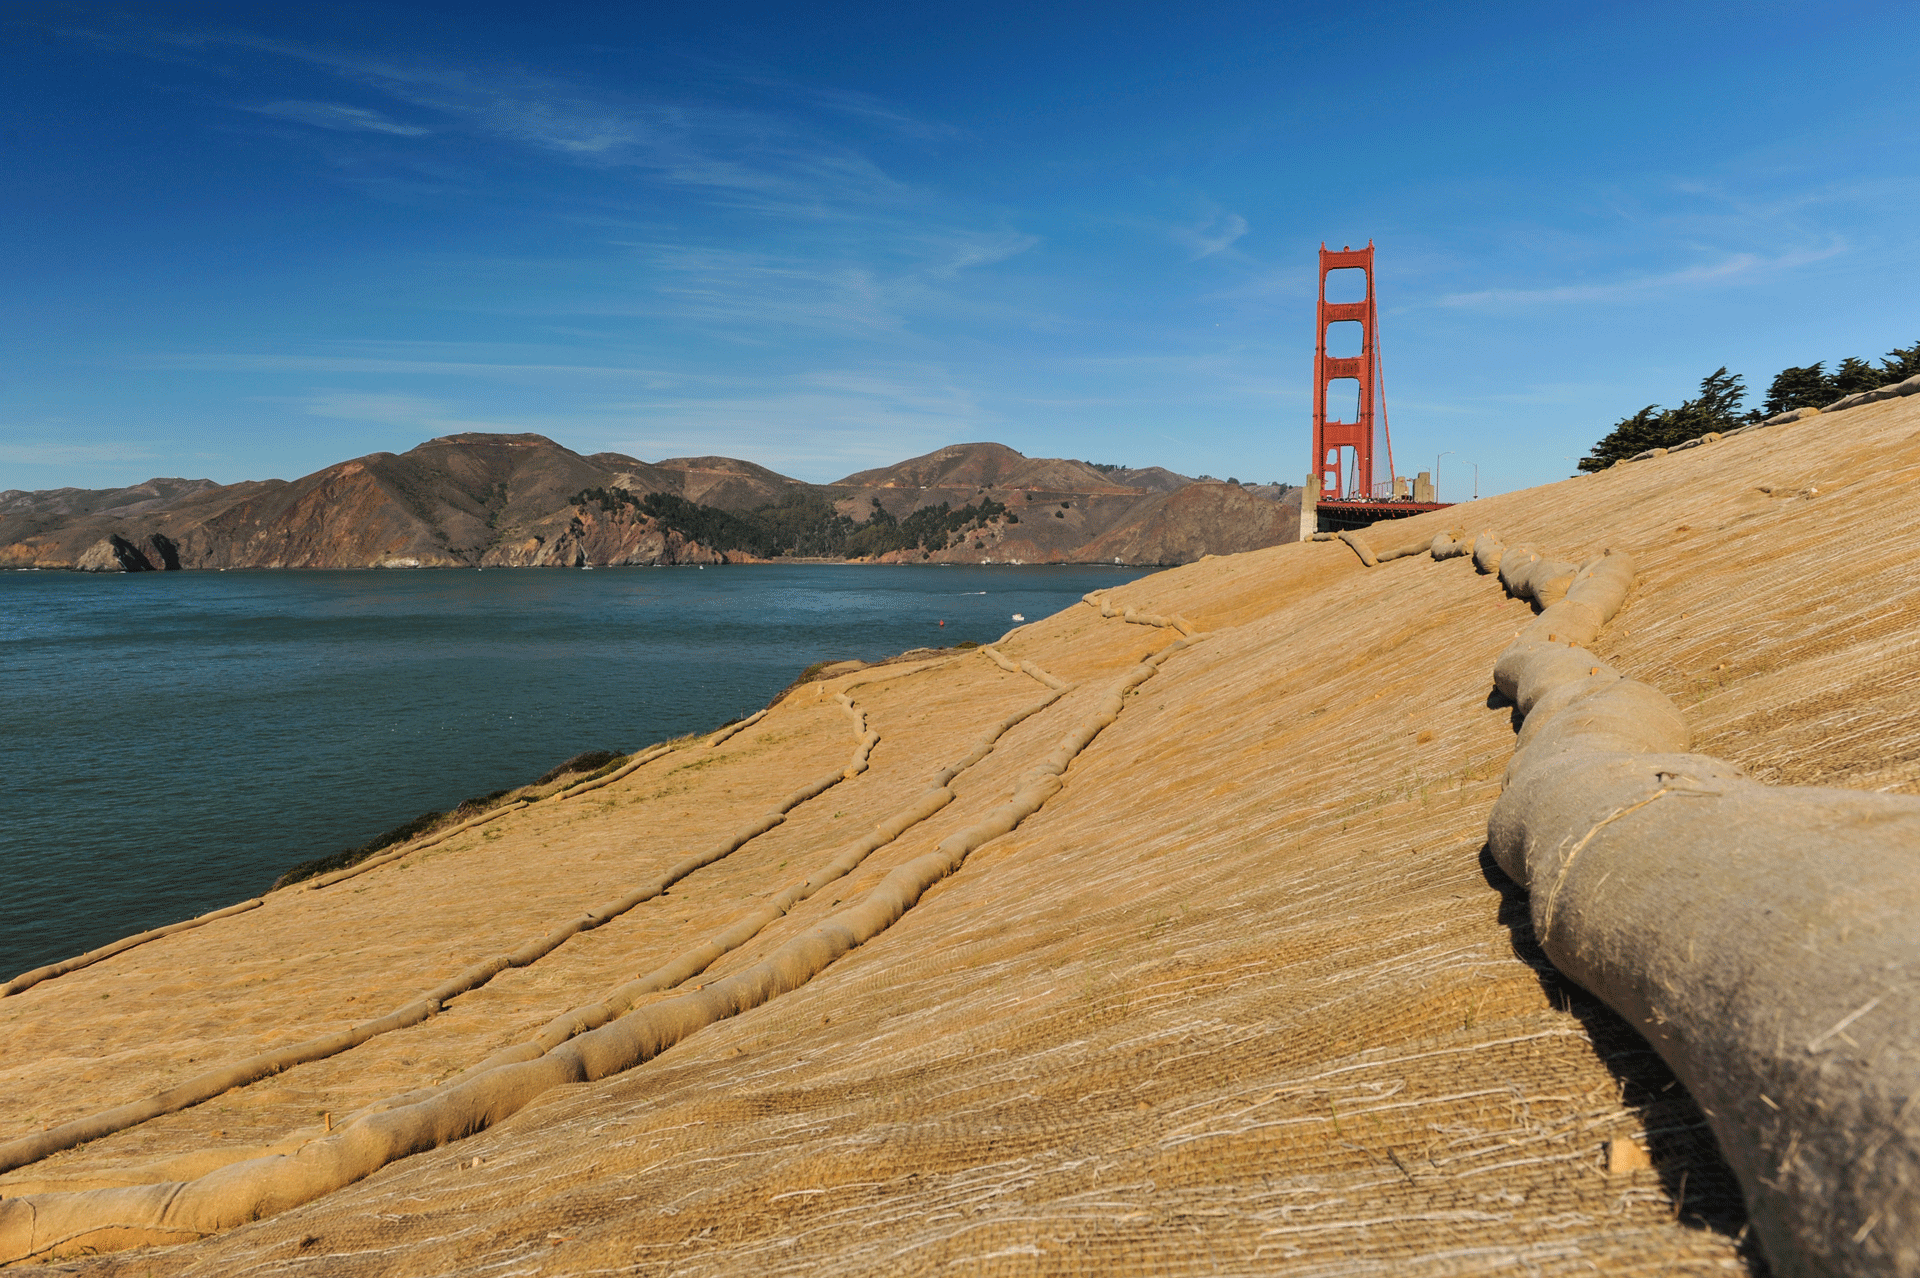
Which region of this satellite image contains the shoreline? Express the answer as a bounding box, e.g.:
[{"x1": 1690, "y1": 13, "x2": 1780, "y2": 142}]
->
[
  {"x1": 7, "y1": 559, "x2": 1170, "y2": 575},
  {"x1": 0, "y1": 562, "x2": 1137, "y2": 984}
]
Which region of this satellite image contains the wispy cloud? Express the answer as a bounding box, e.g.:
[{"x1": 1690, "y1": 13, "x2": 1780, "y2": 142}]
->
[
  {"x1": 144, "y1": 349, "x2": 679, "y2": 382},
  {"x1": 248, "y1": 100, "x2": 429, "y2": 136},
  {"x1": 561, "y1": 229, "x2": 1046, "y2": 337},
  {"x1": 262, "y1": 367, "x2": 994, "y2": 479},
  {"x1": 210, "y1": 36, "x2": 926, "y2": 217},
  {"x1": 791, "y1": 85, "x2": 964, "y2": 142},
  {"x1": 928, "y1": 230, "x2": 1040, "y2": 276},
  {"x1": 84, "y1": 18, "x2": 1048, "y2": 360},
  {"x1": 593, "y1": 364, "x2": 995, "y2": 478},
  {"x1": 1173, "y1": 212, "x2": 1249, "y2": 260},
  {"x1": 60, "y1": 18, "x2": 940, "y2": 219},
  {"x1": 1436, "y1": 242, "x2": 1847, "y2": 309},
  {"x1": 0, "y1": 439, "x2": 157, "y2": 468},
  {"x1": 299, "y1": 390, "x2": 516, "y2": 435}
]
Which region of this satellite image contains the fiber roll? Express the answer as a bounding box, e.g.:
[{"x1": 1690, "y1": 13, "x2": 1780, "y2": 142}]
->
[
  {"x1": 1500, "y1": 677, "x2": 1690, "y2": 778},
  {"x1": 1497, "y1": 545, "x2": 1541, "y2": 596},
  {"x1": 1485, "y1": 545, "x2": 1920, "y2": 1276},
  {"x1": 1765, "y1": 407, "x2": 1820, "y2": 426},
  {"x1": 1471, "y1": 531, "x2": 1505, "y2": 575},
  {"x1": 1019, "y1": 659, "x2": 1070, "y2": 690},
  {"x1": 1373, "y1": 531, "x2": 1437, "y2": 563},
  {"x1": 2, "y1": 900, "x2": 263, "y2": 998},
  {"x1": 1521, "y1": 558, "x2": 1579, "y2": 607},
  {"x1": 1336, "y1": 530, "x2": 1378, "y2": 567},
  {"x1": 1566, "y1": 549, "x2": 1634, "y2": 618},
  {"x1": 982, "y1": 646, "x2": 1023, "y2": 674},
  {"x1": 1492, "y1": 642, "x2": 1622, "y2": 716},
  {"x1": 1122, "y1": 605, "x2": 1184, "y2": 629},
  {"x1": 1489, "y1": 745, "x2": 1920, "y2": 1277},
  {"x1": 1513, "y1": 599, "x2": 1608, "y2": 649},
  {"x1": 702, "y1": 708, "x2": 767, "y2": 748},
  {"x1": 555, "y1": 744, "x2": 673, "y2": 801}
]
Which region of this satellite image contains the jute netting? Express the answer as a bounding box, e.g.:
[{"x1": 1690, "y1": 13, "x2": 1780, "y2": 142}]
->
[{"x1": 3, "y1": 391, "x2": 1917, "y2": 1274}]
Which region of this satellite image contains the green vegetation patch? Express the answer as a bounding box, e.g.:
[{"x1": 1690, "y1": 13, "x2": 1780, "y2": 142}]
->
[
  {"x1": 570, "y1": 486, "x2": 1011, "y2": 559},
  {"x1": 271, "y1": 804, "x2": 469, "y2": 890},
  {"x1": 535, "y1": 750, "x2": 624, "y2": 787},
  {"x1": 270, "y1": 744, "x2": 631, "y2": 888}
]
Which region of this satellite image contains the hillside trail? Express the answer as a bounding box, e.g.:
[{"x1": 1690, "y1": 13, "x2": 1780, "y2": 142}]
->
[{"x1": 2, "y1": 392, "x2": 1917, "y2": 1274}]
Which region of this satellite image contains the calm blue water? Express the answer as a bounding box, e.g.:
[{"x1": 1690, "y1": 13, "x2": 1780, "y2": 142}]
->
[{"x1": 0, "y1": 564, "x2": 1144, "y2": 981}]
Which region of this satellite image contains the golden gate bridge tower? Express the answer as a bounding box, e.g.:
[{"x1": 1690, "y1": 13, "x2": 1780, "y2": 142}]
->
[
  {"x1": 1312, "y1": 242, "x2": 1386, "y2": 500},
  {"x1": 1307, "y1": 241, "x2": 1448, "y2": 532}
]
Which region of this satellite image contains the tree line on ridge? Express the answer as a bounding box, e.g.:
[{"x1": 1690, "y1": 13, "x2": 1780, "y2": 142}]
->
[{"x1": 1575, "y1": 339, "x2": 1920, "y2": 472}]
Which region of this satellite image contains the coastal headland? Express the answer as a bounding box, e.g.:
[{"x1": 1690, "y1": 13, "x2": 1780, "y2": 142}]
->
[
  {"x1": 0, "y1": 438, "x2": 1300, "y2": 571},
  {"x1": 2, "y1": 392, "x2": 1917, "y2": 1274}
]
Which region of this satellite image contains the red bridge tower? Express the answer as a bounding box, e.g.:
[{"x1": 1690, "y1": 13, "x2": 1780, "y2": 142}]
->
[{"x1": 1312, "y1": 242, "x2": 1392, "y2": 500}]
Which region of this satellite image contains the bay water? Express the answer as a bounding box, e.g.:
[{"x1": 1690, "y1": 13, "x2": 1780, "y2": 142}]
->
[{"x1": 0, "y1": 563, "x2": 1145, "y2": 981}]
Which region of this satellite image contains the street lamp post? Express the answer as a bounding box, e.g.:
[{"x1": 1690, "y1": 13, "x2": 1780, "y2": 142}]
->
[
  {"x1": 1435, "y1": 451, "x2": 1453, "y2": 503},
  {"x1": 1471, "y1": 463, "x2": 1479, "y2": 500}
]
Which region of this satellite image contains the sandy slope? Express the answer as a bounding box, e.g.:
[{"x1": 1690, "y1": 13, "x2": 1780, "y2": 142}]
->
[{"x1": 3, "y1": 393, "x2": 1917, "y2": 1274}]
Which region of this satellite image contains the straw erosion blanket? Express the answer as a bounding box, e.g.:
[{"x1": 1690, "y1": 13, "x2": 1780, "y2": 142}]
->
[{"x1": 3, "y1": 388, "x2": 1919, "y2": 1274}]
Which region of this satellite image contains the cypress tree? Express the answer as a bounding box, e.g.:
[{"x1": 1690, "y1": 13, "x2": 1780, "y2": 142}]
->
[
  {"x1": 1763, "y1": 364, "x2": 1827, "y2": 416},
  {"x1": 1574, "y1": 368, "x2": 1746, "y2": 472},
  {"x1": 1879, "y1": 340, "x2": 1920, "y2": 383},
  {"x1": 1575, "y1": 406, "x2": 1665, "y2": 472},
  {"x1": 1826, "y1": 356, "x2": 1882, "y2": 399}
]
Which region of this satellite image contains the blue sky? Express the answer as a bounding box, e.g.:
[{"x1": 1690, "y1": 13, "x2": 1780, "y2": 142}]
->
[{"x1": 4, "y1": 1, "x2": 1916, "y2": 498}]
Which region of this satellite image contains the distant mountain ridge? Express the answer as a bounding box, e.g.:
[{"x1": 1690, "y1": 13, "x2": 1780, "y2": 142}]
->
[{"x1": 0, "y1": 435, "x2": 1299, "y2": 571}]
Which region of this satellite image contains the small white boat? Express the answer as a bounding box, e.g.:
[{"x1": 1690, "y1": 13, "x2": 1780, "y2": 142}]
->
[{"x1": 1011, "y1": 613, "x2": 1025, "y2": 622}]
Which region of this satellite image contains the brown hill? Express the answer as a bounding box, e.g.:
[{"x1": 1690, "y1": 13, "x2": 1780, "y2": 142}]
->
[
  {"x1": 823, "y1": 443, "x2": 1278, "y2": 566},
  {"x1": 821, "y1": 448, "x2": 1296, "y2": 567},
  {"x1": 0, "y1": 436, "x2": 1296, "y2": 570},
  {"x1": 650, "y1": 456, "x2": 808, "y2": 511},
  {"x1": 0, "y1": 435, "x2": 737, "y2": 571},
  {"x1": 1099, "y1": 464, "x2": 1191, "y2": 492},
  {"x1": 1078, "y1": 481, "x2": 1304, "y2": 564},
  {"x1": 0, "y1": 478, "x2": 223, "y2": 522},
  {"x1": 832, "y1": 441, "x2": 1151, "y2": 495}
]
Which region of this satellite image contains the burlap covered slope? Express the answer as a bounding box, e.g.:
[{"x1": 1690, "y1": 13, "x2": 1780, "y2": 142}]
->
[{"x1": 0, "y1": 392, "x2": 1916, "y2": 1274}]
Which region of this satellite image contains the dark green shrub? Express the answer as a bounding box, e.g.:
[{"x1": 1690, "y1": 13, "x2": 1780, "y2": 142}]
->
[
  {"x1": 271, "y1": 809, "x2": 447, "y2": 889},
  {"x1": 534, "y1": 750, "x2": 623, "y2": 787}
]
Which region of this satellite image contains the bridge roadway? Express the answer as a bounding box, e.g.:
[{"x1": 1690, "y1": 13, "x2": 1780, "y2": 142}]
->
[{"x1": 1313, "y1": 497, "x2": 1453, "y2": 532}]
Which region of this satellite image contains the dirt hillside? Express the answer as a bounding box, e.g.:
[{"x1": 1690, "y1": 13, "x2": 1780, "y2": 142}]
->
[
  {"x1": 0, "y1": 438, "x2": 1299, "y2": 570},
  {"x1": 3, "y1": 393, "x2": 1917, "y2": 1274}
]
